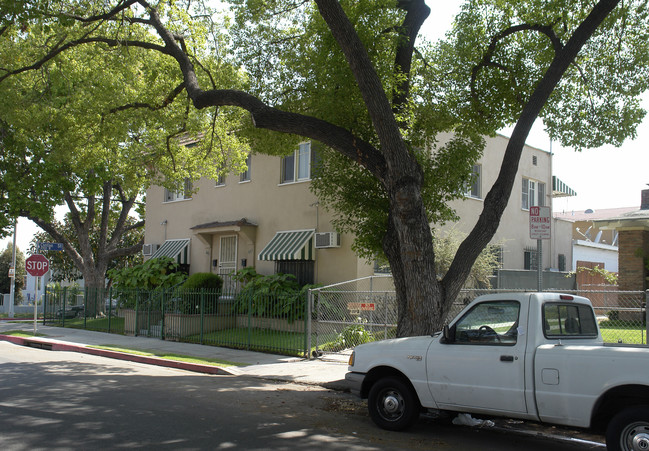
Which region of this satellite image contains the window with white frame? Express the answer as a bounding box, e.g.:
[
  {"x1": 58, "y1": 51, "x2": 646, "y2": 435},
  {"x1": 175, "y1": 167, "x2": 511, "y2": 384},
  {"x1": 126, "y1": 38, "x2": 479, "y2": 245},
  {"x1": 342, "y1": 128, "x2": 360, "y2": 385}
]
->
[
  {"x1": 281, "y1": 142, "x2": 316, "y2": 183},
  {"x1": 215, "y1": 173, "x2": 225, "y2": 186},
  {"x1": 164, "y1": 178, "x2": 193, "y2": 202},
  {"x1": 522, "y1": 177, "x2": 545, "y2": 210},
  {"x1": 465, "y1": 164, "x2": 482, "y2": 199},
  {"x1": 240, "y1": 154, "x2": 251, "y2": 182}
]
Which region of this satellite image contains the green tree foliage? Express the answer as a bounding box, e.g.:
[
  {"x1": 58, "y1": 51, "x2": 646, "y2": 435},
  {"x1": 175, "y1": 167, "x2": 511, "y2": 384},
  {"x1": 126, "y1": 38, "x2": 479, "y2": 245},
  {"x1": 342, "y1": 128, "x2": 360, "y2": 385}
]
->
[
  {"x1": 0, "y1": 243, "x2": 25, "y2": 299},
  {"x1": 0, "y1": 0, "x2": 250, "y2": 287},
  {"x1": 107, "y1": 257, "x2": 187, "y2": 290},
  {"x1": 1, "y1": 0, "x2": 647, "y2": 334}
]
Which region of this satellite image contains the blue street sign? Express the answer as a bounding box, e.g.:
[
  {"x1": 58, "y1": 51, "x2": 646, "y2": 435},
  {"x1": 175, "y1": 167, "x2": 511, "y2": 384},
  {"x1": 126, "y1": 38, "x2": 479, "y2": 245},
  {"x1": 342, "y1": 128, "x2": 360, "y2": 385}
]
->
[{"x1": 38, "y1": 242, "x2": 64, "y2": 252}]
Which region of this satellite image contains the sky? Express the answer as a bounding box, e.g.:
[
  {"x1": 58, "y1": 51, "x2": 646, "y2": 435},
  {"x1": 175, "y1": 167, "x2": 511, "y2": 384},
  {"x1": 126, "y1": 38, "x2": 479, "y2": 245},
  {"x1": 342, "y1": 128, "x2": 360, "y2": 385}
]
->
[{"x1": 2, "y1": 0, "x2": 647, "y2": 253}]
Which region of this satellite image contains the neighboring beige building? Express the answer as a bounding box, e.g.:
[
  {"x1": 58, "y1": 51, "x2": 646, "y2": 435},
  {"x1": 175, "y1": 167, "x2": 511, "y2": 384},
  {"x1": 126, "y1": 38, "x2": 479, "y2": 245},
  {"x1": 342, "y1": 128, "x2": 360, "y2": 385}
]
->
[{"x1": 144, "y1": 135, "x2": 575, "y2": 286}]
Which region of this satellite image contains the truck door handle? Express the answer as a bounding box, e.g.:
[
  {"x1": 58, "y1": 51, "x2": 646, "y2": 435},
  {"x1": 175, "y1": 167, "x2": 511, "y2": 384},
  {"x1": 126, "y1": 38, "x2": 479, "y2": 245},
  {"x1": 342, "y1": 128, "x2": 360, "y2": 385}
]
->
[{"x1": 500, "y1": 355, "x2": 515, "y2": 362}]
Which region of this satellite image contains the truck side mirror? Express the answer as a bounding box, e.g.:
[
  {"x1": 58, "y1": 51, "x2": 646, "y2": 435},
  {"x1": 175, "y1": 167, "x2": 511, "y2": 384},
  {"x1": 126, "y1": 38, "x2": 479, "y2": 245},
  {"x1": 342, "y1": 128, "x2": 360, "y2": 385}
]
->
[{"x1": 442, "y1": 324, "x2": 453, "y2": 344}]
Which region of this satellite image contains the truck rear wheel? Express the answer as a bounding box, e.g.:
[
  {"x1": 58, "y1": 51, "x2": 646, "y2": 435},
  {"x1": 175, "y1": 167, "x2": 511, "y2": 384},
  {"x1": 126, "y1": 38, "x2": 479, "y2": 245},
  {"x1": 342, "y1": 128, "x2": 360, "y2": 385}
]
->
[
  {"x1": 606, "y1": 406, "x2": 649, "y2": 451},
  {"x1": 367, "y1": 376, "x2": 420, "y2": 431}
]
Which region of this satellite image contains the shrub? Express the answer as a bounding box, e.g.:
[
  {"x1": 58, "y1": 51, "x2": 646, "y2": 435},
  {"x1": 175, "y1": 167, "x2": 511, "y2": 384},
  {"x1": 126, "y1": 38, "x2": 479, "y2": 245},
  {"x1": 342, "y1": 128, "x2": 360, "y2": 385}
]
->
[
  {"x1": 321, "y1": 324, "x2": 375, "y2": 352},
  {"x1": 232, "y1": 268, "x2": 319, "y2": 322},
  {"x1": 182, "y1": 273, "x2": 223, "y2": 291},
  {"x1": 176, "y1": 273, "x2": 223, "y2": 314}
]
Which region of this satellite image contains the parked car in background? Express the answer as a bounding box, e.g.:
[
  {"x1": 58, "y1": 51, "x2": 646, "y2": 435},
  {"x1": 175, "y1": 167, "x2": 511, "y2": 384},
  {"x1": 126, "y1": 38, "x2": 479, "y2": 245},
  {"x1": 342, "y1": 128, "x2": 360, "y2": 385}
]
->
[{"x1": 55, "y1": 305, "x2": 84, "y2": 319}]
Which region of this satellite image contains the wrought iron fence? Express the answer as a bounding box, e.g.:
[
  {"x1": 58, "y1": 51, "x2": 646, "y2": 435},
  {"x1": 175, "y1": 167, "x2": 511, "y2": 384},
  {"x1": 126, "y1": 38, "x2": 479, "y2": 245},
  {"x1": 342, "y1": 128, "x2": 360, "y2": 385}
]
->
[{"x1": 44, "y1": 283, "x2": 308, "y2": 357}]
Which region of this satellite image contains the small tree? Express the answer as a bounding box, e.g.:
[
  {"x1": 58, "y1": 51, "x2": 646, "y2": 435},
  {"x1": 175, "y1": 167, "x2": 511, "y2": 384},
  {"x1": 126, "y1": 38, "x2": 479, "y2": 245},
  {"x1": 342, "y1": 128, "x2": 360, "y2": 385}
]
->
[{"x1": 0, "y1": 243, "x2": 25, "y2": 302}]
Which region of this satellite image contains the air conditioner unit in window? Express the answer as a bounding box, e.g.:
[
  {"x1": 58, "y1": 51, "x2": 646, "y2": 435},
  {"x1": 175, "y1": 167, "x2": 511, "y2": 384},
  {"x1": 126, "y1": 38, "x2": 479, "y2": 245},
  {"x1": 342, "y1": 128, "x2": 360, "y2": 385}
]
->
[
  {"x1": 315, "y1": 232, "x2": 341, "y2": 249},
  {"x1": 142, "y1": 243, "x2": 159, "y2": 256}
]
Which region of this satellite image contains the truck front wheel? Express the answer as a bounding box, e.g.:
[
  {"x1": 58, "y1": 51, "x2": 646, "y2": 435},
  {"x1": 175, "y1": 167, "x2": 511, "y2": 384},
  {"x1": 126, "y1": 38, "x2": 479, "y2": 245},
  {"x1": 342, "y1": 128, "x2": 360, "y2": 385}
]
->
[
  {"x1": 606, "y1": 406, "x2": 649, "y2": 451},
  {"x1": 368, "y1": 377, "x2": 420, "y2": 431}
]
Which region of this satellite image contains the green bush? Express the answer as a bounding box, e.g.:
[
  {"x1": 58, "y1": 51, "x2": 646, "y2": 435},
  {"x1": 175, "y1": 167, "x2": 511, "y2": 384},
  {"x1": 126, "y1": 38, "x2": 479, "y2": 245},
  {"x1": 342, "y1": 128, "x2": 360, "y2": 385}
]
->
[
  {"x1": 321, "y1": 324, "x2": 375, "y2": 352},
  {"x1": 182, "y1": 273, "x2": 223, "y2": 291},
  {"x1": 232, "y1": 268, "x2": 319, "y2": 322},
  {"x1": 176, "y1": 273, "x2": 223, "y2": 314}
]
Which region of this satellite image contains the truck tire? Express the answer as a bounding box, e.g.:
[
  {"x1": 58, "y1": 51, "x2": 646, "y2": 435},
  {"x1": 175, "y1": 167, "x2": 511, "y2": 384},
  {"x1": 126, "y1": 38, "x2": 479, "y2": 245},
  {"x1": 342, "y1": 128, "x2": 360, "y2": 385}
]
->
[
  {"x1": 367, "y1": 376, "x2": 420, "y2": 431},
  {"x1": 606, "y1": 405, "x2": 649, "y2": 451}
]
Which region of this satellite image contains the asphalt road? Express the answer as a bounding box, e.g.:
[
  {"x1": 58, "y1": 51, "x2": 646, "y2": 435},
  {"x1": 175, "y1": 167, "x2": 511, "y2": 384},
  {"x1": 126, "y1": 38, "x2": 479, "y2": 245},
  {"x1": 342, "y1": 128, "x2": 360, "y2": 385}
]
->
[{"x1": 0, "y1": 341, "x2": 605, "y2": 450}]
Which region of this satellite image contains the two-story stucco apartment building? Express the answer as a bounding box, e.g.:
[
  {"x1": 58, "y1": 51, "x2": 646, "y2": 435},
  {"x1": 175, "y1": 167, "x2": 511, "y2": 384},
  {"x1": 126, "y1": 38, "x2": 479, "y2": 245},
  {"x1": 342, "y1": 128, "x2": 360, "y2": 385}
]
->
[{"x1": 143, "y1": 134, "x2": 574, "y2": 287}]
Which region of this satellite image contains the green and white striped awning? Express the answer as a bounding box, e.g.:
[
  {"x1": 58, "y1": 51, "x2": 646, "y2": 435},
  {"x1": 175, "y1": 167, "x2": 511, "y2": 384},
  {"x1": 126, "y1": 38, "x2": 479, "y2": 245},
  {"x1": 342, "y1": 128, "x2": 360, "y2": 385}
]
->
[
  {"x1": 552, "y1": 176, "x2": 577, "y2": 198},
  {"x1": 258, "y1": 230, "x2": 314, "y2": 261},
  {"x1": 150, "y1": 238, "x2": 190, "y2": 265}
]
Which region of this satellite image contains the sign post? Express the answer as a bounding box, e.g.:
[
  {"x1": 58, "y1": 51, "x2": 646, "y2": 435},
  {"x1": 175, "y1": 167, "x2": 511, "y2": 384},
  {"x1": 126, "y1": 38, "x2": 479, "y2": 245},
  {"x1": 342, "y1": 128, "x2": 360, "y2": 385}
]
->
[
  {"x1": 530, "y1": 206, "x2": 551, "y2": 291},
  {"x1": 25, "y1": 254, "x2": 50, "y2": 334}
]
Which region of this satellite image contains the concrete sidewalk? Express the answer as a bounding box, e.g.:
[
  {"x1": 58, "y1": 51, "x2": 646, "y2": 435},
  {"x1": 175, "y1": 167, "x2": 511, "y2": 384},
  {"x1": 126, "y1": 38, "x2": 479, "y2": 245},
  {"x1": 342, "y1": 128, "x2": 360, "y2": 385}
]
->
[{"x1": 0, "y1": 320, "x2": 350, "y2": 390}]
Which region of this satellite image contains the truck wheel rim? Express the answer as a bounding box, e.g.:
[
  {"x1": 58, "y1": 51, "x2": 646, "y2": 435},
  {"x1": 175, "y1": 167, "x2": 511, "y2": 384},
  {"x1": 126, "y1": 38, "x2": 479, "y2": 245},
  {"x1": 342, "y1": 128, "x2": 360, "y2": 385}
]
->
[
  {"x1": 622, "y1": 422, "x2": 649, "y2": 451},
  {"x1": 379, "y1": 390, "x2": 404, "y2": 420}
]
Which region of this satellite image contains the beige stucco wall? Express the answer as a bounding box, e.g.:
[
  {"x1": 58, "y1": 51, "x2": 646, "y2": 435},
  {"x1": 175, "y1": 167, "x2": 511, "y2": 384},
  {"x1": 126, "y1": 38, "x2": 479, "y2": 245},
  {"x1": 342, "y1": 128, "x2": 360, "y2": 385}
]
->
[
  {"x1": 145, "y1": 134, "x2": 574, "y2": 286},
  {"x1": 145, "y1": 152, "x2": 372, "y2": 285},
  {"x1": 439, "y1": 134, "x2": 568, "y2": 271}
]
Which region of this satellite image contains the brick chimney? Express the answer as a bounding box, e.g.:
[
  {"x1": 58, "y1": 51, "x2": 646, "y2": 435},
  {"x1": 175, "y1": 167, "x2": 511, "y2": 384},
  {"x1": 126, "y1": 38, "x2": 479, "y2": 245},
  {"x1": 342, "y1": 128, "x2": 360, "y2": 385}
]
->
[{"x1": 642, "y1": 188, "x2": 649, "y2": 210}]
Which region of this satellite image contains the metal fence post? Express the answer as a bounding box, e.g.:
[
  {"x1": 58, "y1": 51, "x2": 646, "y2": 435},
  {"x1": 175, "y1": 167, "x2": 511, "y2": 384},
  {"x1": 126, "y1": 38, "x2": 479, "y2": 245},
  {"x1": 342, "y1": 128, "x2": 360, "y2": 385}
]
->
[
  {"x1": 307, "y1": 289, "x2": 313, "y2": 360},
  {"x1": 161, "y1": 288, "x2": 166, "y2": 341},
  {"x1": 200, "y1": 290, "x2": 205, "y2": 345},
  {"x1": 135, "y1": 290, "x2": 140, "y2": 337},
  {"x1": 646, "y1": 290, "x2": 648, "y2": 346}
]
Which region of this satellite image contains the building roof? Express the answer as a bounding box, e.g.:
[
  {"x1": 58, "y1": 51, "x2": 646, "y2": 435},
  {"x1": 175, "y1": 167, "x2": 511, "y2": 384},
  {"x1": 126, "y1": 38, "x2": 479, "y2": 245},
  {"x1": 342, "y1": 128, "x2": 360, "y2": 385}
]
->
[{"x1": 554, "y1": 206, "x2": 639, "y2": 222}]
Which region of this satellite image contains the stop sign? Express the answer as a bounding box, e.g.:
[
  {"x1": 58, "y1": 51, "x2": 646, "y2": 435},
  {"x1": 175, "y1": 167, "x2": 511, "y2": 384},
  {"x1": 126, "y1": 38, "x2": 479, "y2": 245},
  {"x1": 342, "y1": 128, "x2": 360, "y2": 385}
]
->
[{"x1": 26, "y1": 254, "x2": 50, "y2": 277}]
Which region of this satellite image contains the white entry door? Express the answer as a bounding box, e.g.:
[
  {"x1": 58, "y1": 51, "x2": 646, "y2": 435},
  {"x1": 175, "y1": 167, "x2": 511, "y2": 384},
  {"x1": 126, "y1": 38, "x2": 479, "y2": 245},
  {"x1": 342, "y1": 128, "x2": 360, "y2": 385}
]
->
[{"x1": 219, "y1": 235, "x2": 238, "y2": 272}]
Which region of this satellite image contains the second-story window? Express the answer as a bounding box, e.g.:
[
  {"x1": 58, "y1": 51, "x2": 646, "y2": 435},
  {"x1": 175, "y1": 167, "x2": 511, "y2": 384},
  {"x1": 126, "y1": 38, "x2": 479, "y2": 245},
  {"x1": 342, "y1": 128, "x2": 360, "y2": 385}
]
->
[
  {"x1": 164, "y1": 178, "x2": 192, "y2": 202},
  {"x1": 281, "y1": 142, "x2": 316, "y2": 184},
  {"x1": 240, "y1": 154, "x2": 251, "y2": 182},
  {"x1": 522, "y1": 177, "x2": 545, "y2": 210},
  {"x1": 464, "y1": 164, "x2": 482, "y2": 199}
]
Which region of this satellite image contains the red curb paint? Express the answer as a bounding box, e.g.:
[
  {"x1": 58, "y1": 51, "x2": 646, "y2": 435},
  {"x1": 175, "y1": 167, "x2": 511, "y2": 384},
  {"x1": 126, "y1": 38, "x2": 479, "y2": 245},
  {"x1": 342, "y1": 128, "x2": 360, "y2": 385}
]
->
[{"x1": 0, "y1": 334, "x2": 232, "y2": 375}]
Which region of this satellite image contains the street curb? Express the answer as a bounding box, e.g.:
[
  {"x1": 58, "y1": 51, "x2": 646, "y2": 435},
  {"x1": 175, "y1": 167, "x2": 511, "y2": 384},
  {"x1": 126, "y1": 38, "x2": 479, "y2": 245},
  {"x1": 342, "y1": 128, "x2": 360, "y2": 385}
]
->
[{"x1": 0, "y1": 334, "x2": 235, "y2": 376}]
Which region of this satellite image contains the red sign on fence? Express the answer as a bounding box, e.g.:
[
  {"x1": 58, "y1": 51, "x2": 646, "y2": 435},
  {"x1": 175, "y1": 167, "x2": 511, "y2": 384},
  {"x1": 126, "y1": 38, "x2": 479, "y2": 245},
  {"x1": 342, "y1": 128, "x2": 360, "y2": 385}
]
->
[{"x1": 25, "y1": 254, "x2": 50, "y2": 277}]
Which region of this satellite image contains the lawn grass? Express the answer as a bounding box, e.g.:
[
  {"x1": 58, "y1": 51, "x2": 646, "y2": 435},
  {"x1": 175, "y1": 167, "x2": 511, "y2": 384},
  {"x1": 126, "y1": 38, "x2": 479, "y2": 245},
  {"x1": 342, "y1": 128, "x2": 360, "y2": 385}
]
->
[
  {"x1": 599, "y1": 320, "x2": 646, "y2": 345},
  {"x1": 89, "y1": 345, "x2": 246, "y2": 367},
  {"x1": 0, "y1": 330, "x2": 48, "y2": 337},
  {"x1": 54, "y1": 316, "x2": 125, "y2": 333}
]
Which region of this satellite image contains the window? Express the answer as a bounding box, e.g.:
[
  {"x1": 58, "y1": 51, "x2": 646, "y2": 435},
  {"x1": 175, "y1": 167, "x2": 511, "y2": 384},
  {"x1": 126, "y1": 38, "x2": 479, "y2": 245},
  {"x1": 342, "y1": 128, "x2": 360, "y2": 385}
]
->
[
  {"x1": 452, "y1": 301, "x2": 520, "y2": 345},
  {"x1": 215, "y1": 174, "x2": 225, "y2": 186},
  {"x1": 281, "y1": 142, "x2": 317, "y2": 183},
  {"x1": 164, "y1": 178, "x2": 192, "y2": 202},
  {"x1": 524, "y1": 247, "x2": 538, "y2": 270},
  {"x1": 543, "y1": 303, "x2": 598, "y2": 338},
  {"x1": 275, "y1": 260, "x2": 314, "y2": 286},
  {"x1": 240, "y1": 154, "x2": 251, "y2": 182},
  {"x1": 522, "y1": 178, "x2": 545, "y2": 210},
  {"x1": 464, "y1": 164, "x2": 482, "y2": 199},
  {"x1": 558, "y1": 254, "x2": 566, "y2": 272}
]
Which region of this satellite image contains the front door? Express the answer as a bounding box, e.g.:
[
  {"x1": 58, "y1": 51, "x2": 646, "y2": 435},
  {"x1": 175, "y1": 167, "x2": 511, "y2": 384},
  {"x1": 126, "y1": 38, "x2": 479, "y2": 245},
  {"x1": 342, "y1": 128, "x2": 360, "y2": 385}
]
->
[
  {"x1": 427, "y1": 300, "x2": 528, "y2": 414},
  {"x1": 219, "y1": 235, "x2": 238, "y2": 291}
]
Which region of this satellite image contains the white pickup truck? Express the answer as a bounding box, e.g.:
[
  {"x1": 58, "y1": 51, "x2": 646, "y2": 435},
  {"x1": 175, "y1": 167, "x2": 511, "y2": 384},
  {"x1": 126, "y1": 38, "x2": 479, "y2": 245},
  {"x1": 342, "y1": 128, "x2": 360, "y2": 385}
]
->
[{"x1": 345, "y1": 292, "x2": 649, "y2": 451}]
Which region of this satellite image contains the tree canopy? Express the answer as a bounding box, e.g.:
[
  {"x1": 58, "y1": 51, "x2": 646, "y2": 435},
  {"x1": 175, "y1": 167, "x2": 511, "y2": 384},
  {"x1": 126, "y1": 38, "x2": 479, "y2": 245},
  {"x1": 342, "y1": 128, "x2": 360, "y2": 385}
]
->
[{"x1": 1, "y1": 0, "x2": 647, "y2": 333}]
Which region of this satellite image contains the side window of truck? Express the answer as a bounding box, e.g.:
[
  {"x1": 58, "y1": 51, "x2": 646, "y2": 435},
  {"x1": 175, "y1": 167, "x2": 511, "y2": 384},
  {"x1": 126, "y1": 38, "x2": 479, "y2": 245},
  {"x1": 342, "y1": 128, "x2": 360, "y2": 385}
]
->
[
  {"x1": 543, "y1": 303, "x2": 598, "y2": 338},
  {"x1": 453, "y1": 301, "x2": 520, "y2": 345}
]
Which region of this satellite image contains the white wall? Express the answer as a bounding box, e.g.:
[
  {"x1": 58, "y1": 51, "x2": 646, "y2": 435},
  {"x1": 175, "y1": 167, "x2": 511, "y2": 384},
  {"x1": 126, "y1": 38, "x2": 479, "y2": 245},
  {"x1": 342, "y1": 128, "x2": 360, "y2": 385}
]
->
[{"x1": 572, "y1": 240, "x2": 619, "y2": 272}]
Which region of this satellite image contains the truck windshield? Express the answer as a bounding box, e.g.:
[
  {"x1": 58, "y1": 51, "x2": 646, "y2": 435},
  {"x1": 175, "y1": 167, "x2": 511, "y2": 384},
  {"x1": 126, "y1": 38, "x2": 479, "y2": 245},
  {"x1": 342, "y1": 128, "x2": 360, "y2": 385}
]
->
[{"x1": 543, "y1": 303, "x2": 598, "y2": 338}]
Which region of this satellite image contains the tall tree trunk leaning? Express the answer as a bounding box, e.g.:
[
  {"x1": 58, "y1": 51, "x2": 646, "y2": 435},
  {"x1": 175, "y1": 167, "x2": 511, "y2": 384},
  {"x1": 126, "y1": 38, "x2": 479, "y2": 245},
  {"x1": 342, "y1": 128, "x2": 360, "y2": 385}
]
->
[
  {"x1": 11, "y1": 0, "x2": 622, "y2": 333},
  {"x1": 143, "y1": 0, "x2": 621, "y2": 336}
]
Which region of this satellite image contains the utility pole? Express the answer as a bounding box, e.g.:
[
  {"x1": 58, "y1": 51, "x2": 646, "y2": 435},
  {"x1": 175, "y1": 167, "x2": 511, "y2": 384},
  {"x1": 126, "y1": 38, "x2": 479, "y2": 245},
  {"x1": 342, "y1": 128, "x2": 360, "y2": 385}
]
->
[{"x1": 8, "y1": 219, "x2": 17, "y2": 318}]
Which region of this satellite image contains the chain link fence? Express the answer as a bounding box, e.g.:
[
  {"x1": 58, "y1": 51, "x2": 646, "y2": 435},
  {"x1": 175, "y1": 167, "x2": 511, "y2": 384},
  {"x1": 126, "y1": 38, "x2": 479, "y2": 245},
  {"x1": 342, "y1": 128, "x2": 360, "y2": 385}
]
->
[{"x1": 309, "y1": 277, "x2": 648, "y2": 355}]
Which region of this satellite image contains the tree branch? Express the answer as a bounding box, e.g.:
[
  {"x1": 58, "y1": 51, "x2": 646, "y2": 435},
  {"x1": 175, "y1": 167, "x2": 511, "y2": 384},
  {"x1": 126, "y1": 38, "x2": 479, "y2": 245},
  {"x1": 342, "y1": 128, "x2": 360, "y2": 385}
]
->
[{"x1": 444, "y1": 0, "x2": 621, "y2": 298}]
